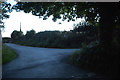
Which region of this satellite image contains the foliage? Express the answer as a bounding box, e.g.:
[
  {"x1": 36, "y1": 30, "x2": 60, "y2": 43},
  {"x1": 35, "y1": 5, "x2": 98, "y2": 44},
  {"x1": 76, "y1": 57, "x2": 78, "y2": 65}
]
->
[
  {"x1": 10, "y1": 23, "x2": 97, "y2": 48},
  {"x1": 13, "y1": 2, "x2": 120, "y2": 49},
  {"x1": 0, "y1": 2, "x2": 11, "y2": 28},
  {"x1": 2, "y1": 37, "x2": 11, "y2": 43},
  {"x1": 25, "y1": 29, "x2": 36, "y2": 39},
  {"x1": 70, "y1": 50, "x2": 82, "y2": 65},
  {"x1": 71, "y1": 41, "x2": 120, "y2": 77},
  {"x1": 11, "y1": 30, "x2": 24, "y2": 42},
  {"x1": 13, "y1": 2, "x2": 120, "y2": 25},
  {"x1": 2, "y1": 44, "x2": 16, "y2": 64},
  {"x1": 13, "y1": 2, "x2": 101, "y2": 24}
]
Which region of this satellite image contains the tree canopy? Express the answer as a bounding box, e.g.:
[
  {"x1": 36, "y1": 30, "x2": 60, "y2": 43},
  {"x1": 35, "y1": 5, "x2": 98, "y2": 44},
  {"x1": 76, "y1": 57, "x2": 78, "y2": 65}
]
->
[
  {"x1": 0, "y1": 2, "x2": 11, "y2": 28},
  {"x1": 11, "y1": 30, "x2": 23, "y2": 41},
  {"x1": 13, "y1": 2, "x2": 119, "y2": 25}
]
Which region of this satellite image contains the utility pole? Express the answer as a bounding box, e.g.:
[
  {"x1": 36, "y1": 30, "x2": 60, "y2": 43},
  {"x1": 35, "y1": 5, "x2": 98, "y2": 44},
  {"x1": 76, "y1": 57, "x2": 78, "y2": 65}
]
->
[{"x1": 20, "y1": 22, "x2": 21, "y2": 32}]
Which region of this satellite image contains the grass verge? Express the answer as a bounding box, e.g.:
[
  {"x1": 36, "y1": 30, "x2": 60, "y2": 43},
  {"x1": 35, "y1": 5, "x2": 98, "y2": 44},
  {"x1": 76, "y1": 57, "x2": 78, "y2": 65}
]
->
[{"x1": 2, "y1": 44, "x2": 16, "y2": 64}]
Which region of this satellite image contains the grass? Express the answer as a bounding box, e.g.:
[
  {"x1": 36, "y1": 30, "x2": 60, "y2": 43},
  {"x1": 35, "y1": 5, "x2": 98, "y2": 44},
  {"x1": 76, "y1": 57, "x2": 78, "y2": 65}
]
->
[{"x1": 2, "y1": 44, "x2": 17, "y2": 64}]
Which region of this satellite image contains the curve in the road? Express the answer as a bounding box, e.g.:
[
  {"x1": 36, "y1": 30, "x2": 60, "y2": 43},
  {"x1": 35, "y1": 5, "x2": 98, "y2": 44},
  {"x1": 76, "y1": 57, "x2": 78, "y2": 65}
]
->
[{"x1": 2, "y1": 43, "x2": 96, "y2": 78}]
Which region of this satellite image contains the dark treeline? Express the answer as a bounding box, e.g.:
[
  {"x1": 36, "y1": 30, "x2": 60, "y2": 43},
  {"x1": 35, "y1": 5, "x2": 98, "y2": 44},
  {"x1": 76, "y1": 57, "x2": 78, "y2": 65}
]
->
[{"x1": 6, "y1": 23, "x2": 98, "y2": 48}]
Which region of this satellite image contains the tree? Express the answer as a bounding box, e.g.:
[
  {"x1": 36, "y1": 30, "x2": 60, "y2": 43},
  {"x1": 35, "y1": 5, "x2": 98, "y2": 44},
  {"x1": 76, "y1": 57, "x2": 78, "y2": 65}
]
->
[
  {"x1": 13, "y1": 2, "x2": 120, "y2": 50},
  {"x1": 0, "y1": 1, "x2": 11, "y2": 28},
  {"x1": 72, "y1": 22, "x2": 98, "y2": 44},
  {"x1": 25, "y1": 29, "x2": 36, "y2": 39},
  {"x1": 0, "y1": 1, "x2": 11, "y2": 43},
  {"x1": 11, "y1": 30, "x2": 23, "y2": 42}
]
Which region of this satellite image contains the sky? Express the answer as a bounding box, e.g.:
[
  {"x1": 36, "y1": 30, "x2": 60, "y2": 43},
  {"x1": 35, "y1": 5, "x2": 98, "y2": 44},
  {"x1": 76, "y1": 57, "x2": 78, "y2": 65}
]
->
[{"x1": 2, "y1": 0, "x2": 85, "y2": 37}]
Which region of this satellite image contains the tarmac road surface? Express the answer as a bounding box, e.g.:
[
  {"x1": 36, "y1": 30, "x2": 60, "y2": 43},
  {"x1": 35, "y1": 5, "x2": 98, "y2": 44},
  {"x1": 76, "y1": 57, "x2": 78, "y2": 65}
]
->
[{"x1": 2, "y1": 43, "x2": 97, "y2": 78}]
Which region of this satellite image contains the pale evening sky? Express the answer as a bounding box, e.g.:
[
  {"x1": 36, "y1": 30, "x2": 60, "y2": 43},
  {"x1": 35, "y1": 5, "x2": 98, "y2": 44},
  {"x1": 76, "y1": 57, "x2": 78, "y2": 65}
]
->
[{"x1": 2, "y1": 0, "x2": 85, "y2": 37}]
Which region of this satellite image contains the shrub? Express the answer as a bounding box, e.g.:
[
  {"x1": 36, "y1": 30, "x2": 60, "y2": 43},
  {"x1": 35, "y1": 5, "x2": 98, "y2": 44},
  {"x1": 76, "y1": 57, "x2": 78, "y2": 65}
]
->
[
  {"x1": 70, "y1": 50, "x2": 83, "y2": 65},
  {"x1": 70, "y1": 41, "x2": 120, "y2": 77}
]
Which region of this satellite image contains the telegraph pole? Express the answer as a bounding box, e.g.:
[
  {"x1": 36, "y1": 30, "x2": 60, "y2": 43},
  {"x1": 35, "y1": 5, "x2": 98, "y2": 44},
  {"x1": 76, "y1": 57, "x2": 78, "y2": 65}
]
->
[{"x1": 20, "y1": 22, "x2": 21, "y2": 32}]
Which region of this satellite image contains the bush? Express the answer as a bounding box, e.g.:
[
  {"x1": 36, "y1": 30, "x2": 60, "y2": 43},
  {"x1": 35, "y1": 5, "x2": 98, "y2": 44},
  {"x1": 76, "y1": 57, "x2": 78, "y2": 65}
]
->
[
  {"x1": 70, "y1": 50, "x2": 83, "y2": 65},
  {"x1": 70, "y1": 41, "x2": 120, "y2": 77}
]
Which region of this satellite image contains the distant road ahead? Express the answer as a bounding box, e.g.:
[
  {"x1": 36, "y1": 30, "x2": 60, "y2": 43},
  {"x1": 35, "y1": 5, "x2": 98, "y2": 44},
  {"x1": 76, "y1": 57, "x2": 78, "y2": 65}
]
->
[{"x1": 2, "y1": 43, "x2": 95, "y2": 78}]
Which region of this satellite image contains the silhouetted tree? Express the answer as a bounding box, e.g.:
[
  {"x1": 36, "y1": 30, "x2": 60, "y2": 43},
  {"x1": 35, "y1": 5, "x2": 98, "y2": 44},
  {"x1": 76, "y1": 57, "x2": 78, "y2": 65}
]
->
[
  {"x1": 72, "y1": 22, "x2": 98, "y2": 44},
  {"x1": 0, "y1": 1, "x2": 11, "y2": 42},
  {"x1": 11, "y1": 30, "x2": 23, "y2": 42},
  {"x1": 25, "y1": 29, "x2": 36, "y2": 39},
  {"x1": 0, "y1": 2, "x2": 11, "y2": 28}
]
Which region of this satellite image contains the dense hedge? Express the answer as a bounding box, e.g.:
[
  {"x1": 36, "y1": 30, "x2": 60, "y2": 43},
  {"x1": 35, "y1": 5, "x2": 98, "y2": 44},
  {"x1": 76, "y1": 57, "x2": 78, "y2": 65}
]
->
[
  {"x1": 70, "y1": 42, "x2": 120, "y2": 78},
  {"x1": 9, "y1": 24, "x2": 98, "y2": 48}
]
